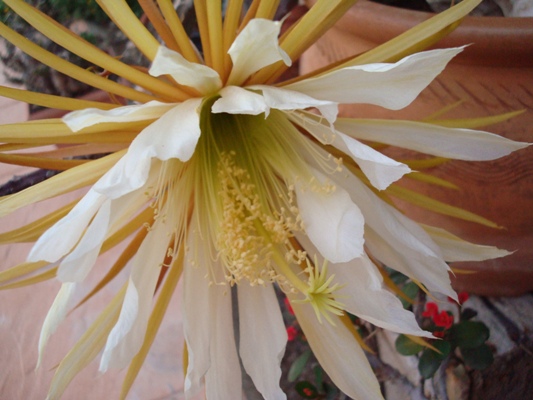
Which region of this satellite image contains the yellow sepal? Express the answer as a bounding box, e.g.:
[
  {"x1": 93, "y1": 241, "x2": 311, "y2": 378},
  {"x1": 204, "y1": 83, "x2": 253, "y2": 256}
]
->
[
  {"x1": 386, "y1": 183, "x2": 500, "y2": 228},
  {"x1": 46, "y1": 285, "x2": 127, "y2": 400}
]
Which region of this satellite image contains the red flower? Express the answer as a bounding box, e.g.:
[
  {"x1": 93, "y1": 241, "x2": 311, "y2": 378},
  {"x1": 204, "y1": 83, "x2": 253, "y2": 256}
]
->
[
  {"x1": 284, "y1": 297, "x2": 294, "y2": 315},
  {"x1": 458, "y1": 292, "x2": 470, "y2": 304},
  {"x1": 448, "y1": 291, "x2": 470, "y2": 305},
  {"x1": 433, "y1": 331, "x2": 445, "y2": 338},
  {"x1": 433, "y1": 311, "x2": 454, "y2": 329},
  {"x1": 303, "y1": 388, "x2": 314, "y2": 397},
  {"x1": 422, "y1": 302, "x2": 439, "y2": 318},
  {"x1": 287, "y1": 326, "x2": 298, "y2": 341}
]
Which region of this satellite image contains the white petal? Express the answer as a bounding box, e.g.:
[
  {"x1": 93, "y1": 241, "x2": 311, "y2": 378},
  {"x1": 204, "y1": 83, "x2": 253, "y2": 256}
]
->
[
  {"x1": 333, "y1": 171, "x2": 456, "y2": 298},
  {"x1": 331, "y1": 256, "x2": 432, "y2": 336},
  {"x1": 28, "y1": 190, "x2": 106, "y2": 262},
  {"x1": 126, "y1": 99, "x2": 202, "y2": 163},
  {"x1": 423, "y1": 224, "x2": 512, "y2": 262},
  {"x1": 251, "y1": 86, "x2": 338, "y2": 124},
  {"x1": 183, "y1": 240, "x2": 213, "y2": 397},
  {"x1": 56, "y1": 184, "x2": 151, "y2": 282},
  {"x1": 37, "y1": 282, "x2": 77, "y2": 368},
  {"x1": 335, "y1": 131, "x2": 410, "y2": 190},
  {"x1": 295, "y1": 232, "x2": 430, "y2": 336},
  {"x1": 56, "y1": 198, "x2": 111, "y2": 282},
  {"x1": 291, "y1": 301, "x2": 383, "y2": 400},
  {"x1": 295, "y1": 169, "x2": 364, "y2": 263},
  {"x1": 204, "y1": 285, "x2": 242, "y2": 400},
  {"x1": 149, "y1": 46, "x2": 221, "y2": 95},
  {"x1": 290, "y1": 112, "x2": 410, "y2": 190},
  {"x1": 365, "y1": 227, "x2": 455, "y2": 300},
  {"x1": 238, "y1": 284, "x2": 287, "y2": 400},
  {"x1": 94, "y1": 99, "x2": 202, "y2": 199},
  {"x1": 99, "y1": 219, "x2": 171, "y2": 371},
  {"x1": 62, "y1": 101, "x2": 174, "y2": 132},
  {"x1": 335, "y1": 118, "x2": 530, "y2": 160},
  {"x1": 228, "y1": 18, "x2": 291, "y2": 85},
  {"x1": 211, "y1": 86, "x2": 269, "y2": 115},
  {"x1": 286, "y1": 48, "x2": 464, "y2": 109}
]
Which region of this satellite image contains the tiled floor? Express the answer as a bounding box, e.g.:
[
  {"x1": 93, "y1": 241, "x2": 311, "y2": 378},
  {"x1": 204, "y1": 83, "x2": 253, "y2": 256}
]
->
[{"x1": 0, "y1": 46, "x2": 29, "y2": 124}]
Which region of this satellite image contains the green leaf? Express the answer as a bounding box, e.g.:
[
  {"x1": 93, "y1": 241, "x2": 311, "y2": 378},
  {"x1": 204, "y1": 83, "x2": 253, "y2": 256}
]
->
[
  {"x1": 324, "y1": 382, "x2": 339, "y2": 400},
  {"x1": 313, "y1": 366, "x2": 324, "y2": 392},
  {"x1": 289, "y1": 349, "x2": 312, "y2": 382},
  {"x1": 389, "y1": 269, "x2": 409, "y2": 285},
  {"x1": 295, "y1": 381, "x2": 318, "y2": 399},
  {"x1": 460, "y1": 308, "x2": 478, "y2": 321},
  {"x1": 450, "y1": 321, "x2": 490, "y2": 349},
  {"x1": 395, "y1": 334, "x2": 424, "y2": 356},
  {"x1": 418, "y1": 340, "x2": 452, "y2": 379},
  {"x1": 461, "y1": 344, "x2": 494, "y2": 370},
  {"x1": 400, "y1": 281, "x2": 419, "y2": 309}
]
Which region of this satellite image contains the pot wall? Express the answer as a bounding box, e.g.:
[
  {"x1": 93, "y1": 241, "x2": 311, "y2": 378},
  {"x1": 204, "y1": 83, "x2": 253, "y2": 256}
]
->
[{"x1": 302, "y1": 0, "x2": 533, "y2": 295}]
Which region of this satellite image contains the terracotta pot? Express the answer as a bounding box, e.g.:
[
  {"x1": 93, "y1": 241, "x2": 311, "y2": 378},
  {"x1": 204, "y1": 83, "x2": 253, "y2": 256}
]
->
[{"x1": 302, "y1": 0, "x2": 533, "y2": 296}]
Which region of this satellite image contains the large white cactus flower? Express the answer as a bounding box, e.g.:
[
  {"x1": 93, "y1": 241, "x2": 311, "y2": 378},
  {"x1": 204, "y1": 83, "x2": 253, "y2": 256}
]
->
[{"x1": 0, "y1": 0, "x2": 527, "y2": 399}]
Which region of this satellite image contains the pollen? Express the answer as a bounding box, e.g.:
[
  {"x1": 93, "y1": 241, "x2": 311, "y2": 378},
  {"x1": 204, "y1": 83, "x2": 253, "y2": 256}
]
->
[{"x1": 215, "y1": 152, "x2": 305, "y2": 288}]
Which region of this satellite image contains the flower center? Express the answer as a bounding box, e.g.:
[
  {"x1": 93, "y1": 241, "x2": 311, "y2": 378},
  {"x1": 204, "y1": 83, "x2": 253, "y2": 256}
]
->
[
  {"x1": 216, "y1": 151, "x2": 305, "y2": 288},
  {"x1": 191, "y1": 102, "x2": 345, "y2": 323}
]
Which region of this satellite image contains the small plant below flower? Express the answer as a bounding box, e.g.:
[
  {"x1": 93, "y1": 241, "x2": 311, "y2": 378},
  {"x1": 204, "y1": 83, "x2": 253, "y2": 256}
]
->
[{"x1": 395, "y1": 291, "x2": 494, "y2": 379}]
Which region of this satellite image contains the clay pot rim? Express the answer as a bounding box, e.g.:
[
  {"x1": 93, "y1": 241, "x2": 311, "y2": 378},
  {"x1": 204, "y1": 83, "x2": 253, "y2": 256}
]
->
[{"x1": 305, "y1": 0, "x2": 533, "y2": 67}]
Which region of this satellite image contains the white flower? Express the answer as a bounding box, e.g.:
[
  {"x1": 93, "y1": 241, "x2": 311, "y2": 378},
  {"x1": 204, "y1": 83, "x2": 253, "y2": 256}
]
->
[{"x1": 0, "y1": 1, "x2": 527, "y2": 399}]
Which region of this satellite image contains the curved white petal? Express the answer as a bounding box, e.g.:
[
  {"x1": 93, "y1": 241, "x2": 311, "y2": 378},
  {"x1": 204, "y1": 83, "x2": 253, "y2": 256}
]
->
[
  {"x1": 365, "y1": 227, "x2": 455, "y2": 300},
  {"x1": 99, "y1": 218, "x2": 171, "y2": 372},
  {"x1": 251, "y1": 86, "x2": 338, "y2": 124},
  {"x1": 334, "y1": 118, "x2": 530, "y2": 160},
  {"x1": 290, "y1": 112, "x2": 410, "y2": 190},
  {"x1": 295, "y1": 169, "x2": 364, "y2": 263},
  {"x1": 94, "y1": 99, "x2": 202, "y2": 199},
  {"x1": 332, "y1": 256, "x2": 432, "y2": 336},
  {"x1": 56, "y1": 198, "x2": 111, "y2": 282},
  {"x1": 228, "y1": 18, "x2": 291, "y2": 85},
  {"x1": 291, "y1": 301, "x2": 383, "y2": 400},
  {"x1": 182, "y1": 238, "x2": 213, "y2": 397},
  {"x1": 204, "y1": 285, "x2": 242, "y2": 400},
  {"x1": 286, "y1": 47, "x2": 463, "y2": 110},
  {"x1": 149, "y1": 46, "x2": 221, "y2": 95},
  {"x1": 27, "y1": 190, "x2": 106, "y2": 262},
  {"x1": 238, "y1": 283, "x2": 287, "y2": 400},
  {"x1": 330, "y1": 170, "x2": 455, "y2": 298},
  {"x1": 295, "y1": 233, "x2": 430, "y2": 336},
  {"x1": 423, "y1": 224, "x2": 512, "y2": 262},
  {"x1": 62, "y1": 101, "x2": 174, "y2": 132},
  {"x1": 56, "y1": 183, "x2": 152, "y2": 282},
  {"x1": 37, "y1": 282, "x2": 77, "y2": 368},
  {"x1": 211, "y1": 86, "x2": 269, "y2": 115}
]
